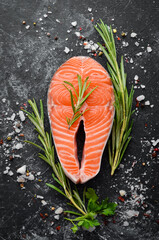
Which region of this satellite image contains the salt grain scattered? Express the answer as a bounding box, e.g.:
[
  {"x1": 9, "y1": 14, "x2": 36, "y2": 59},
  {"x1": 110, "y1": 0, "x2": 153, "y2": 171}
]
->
[
  {"x1": 13, "y1": 143, "x2": 23, "y2": 150},
  {"x1": 134, "y1": 75, "x2": 139, "y2": 81},
  {"x1": 55, "y1": 207, "x2": 63, "y2": 215},
  {"x1": 37, "y1": 195, "x2": 44, "y2": 199},
  {"x1": 17, "y1": 165, "x2": 26, "y2": 175},
  {"x1": 119, "y1": 190, "x2": 126, "y2": 197},
  {"x1": 64, "y1": 47, "x2": 70, "y2": 54},
  {"x1": 123, "y1": 221, "x2": 129, "y2": 226},
  {"x1": 25, "y1": 25, "x2": 30, "y2": 30},
  {"x1": 2, "y1": 98, "x2": 6, "y2": 103},
  {"x1": 43, "y1": 14, "x2": 48, "y2": 18},
  {"x1": 3, "y1": 169, "x2": 9, "y2": 174},
  {"x1": 88, "y1": 7, "x2": 92, "y2": 12},
  {"x1": 10, "y1": 113, "x2": 16, "y2": 121},
  {"x1": 135, "y1": 42, "x2": 139, "y2": 46},
  {"x1": 130, "y1": 58, "x2": 133, "y2": 63},
  {"x1": 126, "y1": 210, "x2": 139, "y2": 218},
  {"x1": 17, "y1": 176, "x2": 26, "y2": 182},
  {"x1": 141, "y1": 84, "x2": 145, "y2": 89},
  {"x1": 41, "y1": 200, "x2": 47, "y2": 206},
  {"x1": 27, "y1": 173, "x2": 34, "y2": 181},
  {"x1": 56, "y1": 19, "x2": 60, "y2": 23},
  {"x1": 19, "y1": 111, "x2": 25, "y2": 122},
  {"x1": 151, "y1": 139, "x2": 159, "y2": 147},
  {"x1": 71, "y1": 21, "x2": 77, "y2": 27},
  {"x1": 131, "y1": 32, "x2": 137, "y2": 38},
  {"x1": 75, "y1": 31, "x2": 80, "y2": 37},
  {"x1": 147, "y1": 46, "x2": 152, "y2": 53},
  {"x1": 145, "y1": 100, "x2": 150, "y2": 106},
  {"x1": 8, "y1": 170, "x2": 14, "y2": 176},
  {"x1": 54, "y1": 215, "x2": 60, "y2": 220},
  {"x1": 136, "y1": 95, "x2": 145, "y2": 101},
  {"x1": 136, "y1": 52, "x2": 143, "y2": 56}
]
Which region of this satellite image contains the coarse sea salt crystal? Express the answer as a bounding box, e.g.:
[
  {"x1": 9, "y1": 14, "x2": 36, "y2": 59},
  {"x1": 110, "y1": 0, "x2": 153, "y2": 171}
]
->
[
  {"x1": 88, "y1": 7, "x2": 92, "y2": 12},
  {"x1": 130, "y1": 58, "x2": 133, "y2": 63},
  {"x1": 17, "y1": 176, "x2": 26, "y2": 182},
  {"x1": 64, "y1": 47, "x2": 70, "y2": 54},
  {"x1": 75, "y1": 31, "x2": 80, "y2": 37},
  {"x1": 27, "y1": 173, "x2": 35, "y2": 181},
  {"x1": 147, "y1": 46, "x2": 152, "y2": 53},
  {"x1": 123, "y1": 221, "x2": 129, "y2": 226},
  {"x1": 141, "y1": 84, "x2": 145, "y2": 89},
  {"x1": 151, "y1": 139, "x2": 159, "y2": 147},
  {"x1": 19, "y1": 111, "x2": 25, "y2": 122},
  {"x1": 54, "y1": 215, "x2": 60, "y2": 220},
  {"x1": 37, "y1": 195, "x2": 44, "y2": 199},
  {"x1": 13, "y1": 143, "x2": 23, "y2": 149},
  {"x1": 134, "y1": 75, "x2": 139, "y2": 81},
  {"x1": 84, "y1": 44, "x2": 91, "y2": 50},
  {"x1": 3, "y1": 169, "x2": 8, "y2": 174},
  {"x1": 10, "y1": 113, "x2": 16, "y2": 121},
  {"x1": 8, "y1": 170, "x2": 14, "y2": 176},
  {"x1": 41, "y1": 200, "x2": 47, "y2": 206},
  {"x1": 2, "y1": 98, "x2": 6, "y2": 103},
  {"x1": 25, "y1": 25, "x2": 30, "y2": 30},
  {"x1": 135, "y1": 42, "x2": 139, "y2": 46},
  {"x1": 145, "y1": 100, "x2": 150, "y2": 105},
  {"x1": 131, "y1": 32, "x2": 137, "y2": 38},
  {"x1": 43, "y1": 14, "x2": 48, "y2": 18},
  {"x1": 126, "y1": 210, "x2": 139, "y2": 218},
  {"x1": 119, "y1": 190, "x2": 126, "y2": 196},
  {"x1": 71, "y1": 21, "x2": 77, "y2": 27},
  {"x1": 17, "y1": 165, "x2": 26, "y2": 175},
  {"x1": 136, "y1": 95, "x2": 145, "y2": 101},
  {"x1": 136, "y1": 52, "x2": 142, "y2": 56},
  {"x1": 56, "y1": 19, "x2": 60, "y2": 23},
  {"x1": 55, "y1": 207, "x2": 63, "y2": 214}
]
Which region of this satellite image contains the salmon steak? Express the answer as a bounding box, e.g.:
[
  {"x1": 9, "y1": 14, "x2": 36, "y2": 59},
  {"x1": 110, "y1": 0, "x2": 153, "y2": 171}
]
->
[{"x1": 48, "y1": 56, "x2": 114, "y2": 184}]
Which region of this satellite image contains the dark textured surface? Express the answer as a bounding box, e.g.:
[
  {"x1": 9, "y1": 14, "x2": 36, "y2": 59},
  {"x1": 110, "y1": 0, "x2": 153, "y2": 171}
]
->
[{"x1": 0, "y1": 0, "x2": 159, "y2": 239}]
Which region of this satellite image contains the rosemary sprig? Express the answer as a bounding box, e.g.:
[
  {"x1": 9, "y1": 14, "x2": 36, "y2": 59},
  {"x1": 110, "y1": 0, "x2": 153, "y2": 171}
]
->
[
  {"x1": 95, "y1": 20, "x2": 134, "y2": 175},
  {"x1": 24, "y1": 99, "x2": 117, "y2": 233},
  {"x1": 63, "y1": 75, "x2": 97, "y2": 129}
]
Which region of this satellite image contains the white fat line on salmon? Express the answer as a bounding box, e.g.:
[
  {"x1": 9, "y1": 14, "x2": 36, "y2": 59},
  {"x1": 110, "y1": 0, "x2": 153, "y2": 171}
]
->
[
  {"x1": 85, "y1": 149, "x2": 102, "y2": 157},
  {"x1": 53, "y1": 136, "x2": 74, "y2": 143},
  {"x1": 85, "y1": 120, "x2": 111, "y2": 132},
  {"x1": 84, "y1": 142, "x2": 104, "y2": 150},
  {"x1": 86, "y1": 128, "x2": 110, "y2": 138},
  {"x1": 85, "y1": 134, "x2": 106, "y2": 143},
  {"x1": 52, "y1": 127, "x2": 74, "y2": 137},
  {"x1": 56, "y1": 145, "x2": 74, "y2": 152},
  {"x1": 59, "y1": 157, "x2": 77, "y2": 163},
  {"x1": 84, "y1": 163, "x2": 100, "y2": 169},
  {"x1": 86, "y1": 116, "x2": 113, "y2": 130}
]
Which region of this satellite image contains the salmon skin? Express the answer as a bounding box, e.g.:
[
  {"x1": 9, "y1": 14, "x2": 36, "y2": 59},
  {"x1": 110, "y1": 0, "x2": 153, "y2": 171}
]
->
[{"x1": 48, "y1": 56, "x2": 114, "y2": 184}]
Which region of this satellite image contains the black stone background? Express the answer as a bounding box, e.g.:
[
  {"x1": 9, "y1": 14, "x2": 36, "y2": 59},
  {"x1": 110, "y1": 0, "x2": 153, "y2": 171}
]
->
[{"x1": 0, "y1": 0, "x2": 159, "y2": 239}]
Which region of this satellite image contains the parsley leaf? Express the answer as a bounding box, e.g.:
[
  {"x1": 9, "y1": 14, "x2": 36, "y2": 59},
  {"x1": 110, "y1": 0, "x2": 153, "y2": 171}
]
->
[
  {"x1": 71, "y1": 224, "x2": 78, "y2": 233},
  {"x1": 86, "y1": 188, "x2": 99, "y2": 202}
]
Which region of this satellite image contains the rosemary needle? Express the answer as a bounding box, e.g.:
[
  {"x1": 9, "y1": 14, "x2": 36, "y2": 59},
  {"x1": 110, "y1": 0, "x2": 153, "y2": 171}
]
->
[
  {"x1": 24, "y1": 99, "x2": 117, "y2": 233},
  {"x1": 95, "y1": 20, "x2": 134, "y2": 175},
  {"x1": 63, "y1": 74, "x2": 98, "y2": 129}
]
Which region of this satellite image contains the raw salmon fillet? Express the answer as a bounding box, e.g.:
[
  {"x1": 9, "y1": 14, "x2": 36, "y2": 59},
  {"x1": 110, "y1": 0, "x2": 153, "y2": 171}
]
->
[{"x1": 48, "y1": 56, "x2": 114, "y2": 184}]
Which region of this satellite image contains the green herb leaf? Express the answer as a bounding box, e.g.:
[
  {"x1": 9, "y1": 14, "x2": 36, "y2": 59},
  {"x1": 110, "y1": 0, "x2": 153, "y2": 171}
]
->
[
  {"x1": 95, "y1": 20, "x2": 134, "y2": 175},
  {"x1": 64, "y1": 75, "x2": 98, "y2": 129},
  {"x1": 71, "y1": 224, "x2": 78, "y2": 233},
  {"x1": 25, "y1": 98, "x2": 117, "y2": 234},
  {"x1": 85, "y1": 188, "x2": 99, "y2": 202}
]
